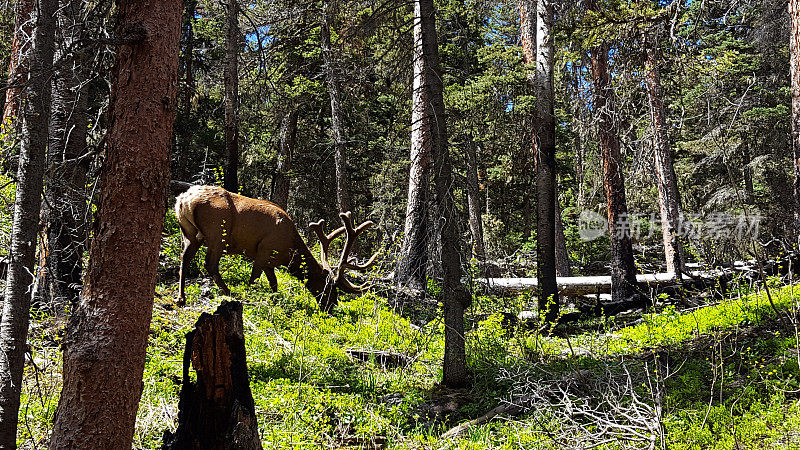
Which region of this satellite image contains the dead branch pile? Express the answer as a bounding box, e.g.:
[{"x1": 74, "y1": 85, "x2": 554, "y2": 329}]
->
[{"x1": 443, "y1": 361, "x2": 665, "y2": 449}]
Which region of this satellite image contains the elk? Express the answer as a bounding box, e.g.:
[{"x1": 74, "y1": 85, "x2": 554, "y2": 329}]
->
[{"x1": 175, "y1": 185, "x2": 378, "y2": 310}]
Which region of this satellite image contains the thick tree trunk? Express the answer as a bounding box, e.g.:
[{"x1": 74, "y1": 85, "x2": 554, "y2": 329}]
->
[
  {"x1": 41, "y1": 0, "x2": 90, "y2": 307},
  {"x1": 48, "y1": 1, "x2": 182, "y2": 448},
  {"x1": 395, "y1": 0, "x2": 433, "y2": 294},
  {"x1": 521, "y1": 0, "x2": 570, "y2": 282},
  {"x1": 791, "y1": 0, "x2": 800, "y2": 246},
  {"x1": 465, "y1": 138, "x2": 487, "y2": 262},
  {"x1": 587, "y1": 1, "x2": 639, "y2": 303},
  {"x1": 272, "y1": 108, "x2": 297, "y2": 211},
  {"x1": 0, "y1": 0, "x2": 56, "y2": 445},
  {"x1": 2, "y1": 0, "x2": 35, "y2": 124},
  {"x1": 416, "y1": 0, "x2": 471, "y2": 387},
  {"x1": 161, "y1": 301, "x2": 261, "y2": 450},
  {"x1": 532, "y1": 0, "x2": 559, "y2": 325},
  {"x1": 320, "y1": 6, "x2": 352, "y2": 214},
  {"x1": 643, "y1": 28, "x2": 684, "y2": 276},
  {"x1": 223, "y1": 0, "x2": 239, "y2": 192}
]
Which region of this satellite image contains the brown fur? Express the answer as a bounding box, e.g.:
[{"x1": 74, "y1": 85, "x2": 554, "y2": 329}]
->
[{"x1": 174, "y1": 185, "x2": 334, "y2": 308}]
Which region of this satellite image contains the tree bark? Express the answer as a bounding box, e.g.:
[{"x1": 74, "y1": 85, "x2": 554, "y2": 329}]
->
[
  {"x1": 574, "y1": 132, "x2": 584, "y2": 208},
  {"x1": 48, "y1": 0, "x2": 182, "y2": 448},
  {"x1": 416, "y1": 0, "x2": 472, "y2": 387},
  {"x1": 519, "y1": 0, "x2": 536, "y2": 86},
  {"x1": 570, "y1": 62, "x2": 586, "y2": 210},
  {"x1": 532, "y1": 0, "x2": 559, "y2": 325},
  {"x1": 642, "y1": 27, "x2": 684, "y2": 277},
  {"x1": 742, "y1": 138, "x2": 753, "y2": 203},
  {"x1": 0, "y1": 0, "x2": 56, "y2": 445},
  {"x1": 272, "y1": 107, "x2": 297, "y2": 211},
  {"x1": 395, "y1": 0, "x2": 434, "y2": 294},
  {"x1": 588, "y1": 0, "x2": 639, "y2": 303},
  {"x1": 465, "y1": 138, "x2": 487, "y2": 262},
  {"x1": 161, "y1": 302, "x2": 262, "y2": 450},
  {"x1": 173, "y1": 0, "x2": 197, "y2": 182},
  {"x1": 40, "y1": 0, "x2": 90, "y2": 307},
  {"x1": 223, "y1": 0, "x2": 239, "y2": 193},
  {"x1": 320, "y1": 5, "x2": 352, "y2": 214},
  {"x1": 521, "y1": 0, "x2": 570, "y2": 281},
  {"x1": 2, "y1": 0, "x2": 35, "y2": 124},
  {"x1": 791, "y1": 0, "x2": 800, "y2": 246},
  {"x1": 554, "y1": 188, "x2": 572, "y2": 277},
  {"x1": 519, "y1": 0, "x2": 536, "y2": 242}
]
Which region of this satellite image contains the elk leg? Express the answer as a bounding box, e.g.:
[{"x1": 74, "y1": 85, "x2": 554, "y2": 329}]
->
[
  {"x1": 204, "y1": 247, "x2": 231, "y2": 296},
  {"x1": 264, "y1": 267, "x2": 278, "y2": 292},
  {"x1": 253, "y1": 239, "x2": 278, "y2": 292},
  {"x1": 248, "y1": 261, "x2": 264, "y2": 285},
  {"x1": 177, "y1": 237, "x2": 201, "y2": 306}
]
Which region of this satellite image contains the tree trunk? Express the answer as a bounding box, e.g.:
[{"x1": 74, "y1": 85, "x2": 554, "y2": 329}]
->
[
  {"x1": 48, "y1": 1, "x2": 182, "y2": 447},
  {"x1": 223, "y1": 0, "x2": 239, "y2": 193},
  {"x1": 161, "y1": 301, "x2": 261, "y2": 450},
  {"x1": 521, "y1": 0, "x2": 570, "y2": 287},
  {"x1": 588, "y1": 0, "x2": 639, "y2": 304},
  {"x1": 465, "y1": 138, "x2": 486, "y2": 262},
  {"x1": 40, "y1": 0, "x2": 90, "y2": 308},
  {"x1": 2, "y1": 0, "x2": 35, "y2": 124},
  {"x1": 320, "y1": 5, "x2": 352, "y2": 214},
  {"x1": 643, "y1": 27, "x2": 684, "y2": 277},
  {"x1": 574, "y1": 128, "x2": 584, "y2": 208},
  {"x1": 272, "y1": 108, "x2": 297, "y2": 211},
  {"x1": 416, "y1": 0, "x2": 472, "y2": 387},
  {"x1": 395, "y1": 0, "x2": 434, "y2": 294},
  {"x1": 530, "y1": 0, "x2": 559, "y2": 325},
  {"x1": 173, "y1": 0, "x2": 197, "y2": 182},
  {"x1": 570, "y1": 62, "x2": 586, "y2": 210},
  {"x1": 0, "y1": 0, "x2": 56, "y2": 445},
  {"x1": 519, "y1": 0, "x2": 536, "y2": 86},
  {"x1": 792, "y1": 0, "x2": 800, "y2": 246},
  {"x1": 519, "y1": 0, "x2": 536, "y2": 241},
  {"x1": 742, "y1": 138, "x2": 754, "y2": 203},
  {"x1": 521, "y1": 190, "x2": 532, "y2": 240},
  {"x1": 554, "y1": 188, "x2": 572, "y2": 277}
]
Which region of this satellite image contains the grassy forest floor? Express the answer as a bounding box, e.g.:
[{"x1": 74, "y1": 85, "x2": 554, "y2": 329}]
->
[{"x1": 15, "y1": 213, "x2": 800, "y2": 449}]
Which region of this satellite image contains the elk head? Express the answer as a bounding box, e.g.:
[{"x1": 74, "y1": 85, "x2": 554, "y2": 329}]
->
[{"x1": 306, "y1": 211, "x2": 379, "y2": 311}]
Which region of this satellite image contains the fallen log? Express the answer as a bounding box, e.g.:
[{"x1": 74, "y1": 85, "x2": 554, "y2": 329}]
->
[
  {"x1": 476, "y1": 270, "x2": 728, "y2": 296},
  {"x1": 346, "y1": 348, "x2": 413, "y2": 369},
  {"x1": 169, "y1": 179, "x2": 194, "y2": 196},
  {"x1": 162, "y1": 301, "x2": 261, "y2": 450}
]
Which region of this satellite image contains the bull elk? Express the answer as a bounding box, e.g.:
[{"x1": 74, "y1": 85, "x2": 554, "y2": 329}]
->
[{"x1": 175, "y1": 185, "x2": 378, "y2": 310}]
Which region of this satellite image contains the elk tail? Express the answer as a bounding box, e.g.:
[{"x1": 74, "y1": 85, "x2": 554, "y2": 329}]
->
[{"x1": 175, "y1": 187, "x2": 202, "y2": 241}]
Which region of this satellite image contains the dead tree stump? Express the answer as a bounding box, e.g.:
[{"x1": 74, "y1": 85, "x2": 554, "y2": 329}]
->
[{"x1": 162, "y1": 301, "x2": 262, "y2": 450}]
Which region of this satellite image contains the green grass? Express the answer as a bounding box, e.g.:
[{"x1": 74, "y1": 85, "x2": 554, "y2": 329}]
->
[
  {"x1": 15, "y1": 219, "x2": 800, "y2": 449},
  {"x1": 139, "y1": 275, "x2": 800, "y2": 449}
]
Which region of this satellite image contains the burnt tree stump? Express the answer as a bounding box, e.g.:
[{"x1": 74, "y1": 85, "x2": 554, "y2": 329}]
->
[{"x1": 162, "y1": 301, "x2": 262, "y2": 450}]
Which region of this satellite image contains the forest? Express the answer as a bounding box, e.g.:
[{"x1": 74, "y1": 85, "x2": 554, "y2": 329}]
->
[{"x1": 0, "y1": 0, "x2": 800, "y2": 448}]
